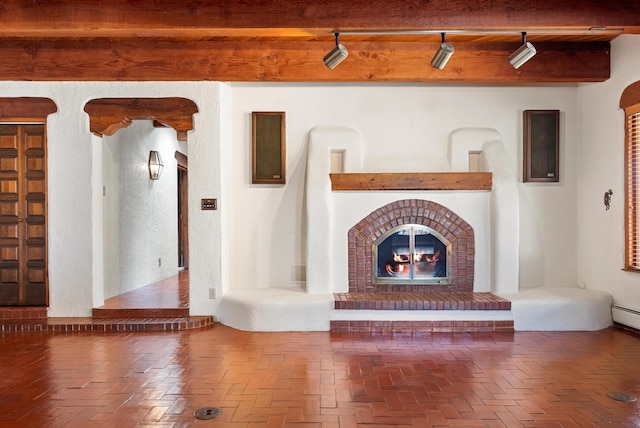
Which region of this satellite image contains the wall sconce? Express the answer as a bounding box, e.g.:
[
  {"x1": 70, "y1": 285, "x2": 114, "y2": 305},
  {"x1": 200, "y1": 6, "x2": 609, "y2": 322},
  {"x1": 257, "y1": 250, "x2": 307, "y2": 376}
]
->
[{"x1": 148, "y1": 150, "x2": 163, "y2": 180}]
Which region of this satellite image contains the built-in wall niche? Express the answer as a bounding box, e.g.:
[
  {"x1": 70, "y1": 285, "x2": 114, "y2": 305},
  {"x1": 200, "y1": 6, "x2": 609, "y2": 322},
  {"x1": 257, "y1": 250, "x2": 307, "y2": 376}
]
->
[
  {"x1": 330, "y1": 150, "x2": 345, "y2": 173},
  {"x1": 469, "y1": 150, "x2": 482, "y2": 172}
]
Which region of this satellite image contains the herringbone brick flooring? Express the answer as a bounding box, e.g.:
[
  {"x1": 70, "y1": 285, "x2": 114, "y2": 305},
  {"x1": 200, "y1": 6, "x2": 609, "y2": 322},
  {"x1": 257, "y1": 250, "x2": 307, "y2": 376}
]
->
[{"x1": 0, "y1": 325, "x2": 639, "y2": 427}]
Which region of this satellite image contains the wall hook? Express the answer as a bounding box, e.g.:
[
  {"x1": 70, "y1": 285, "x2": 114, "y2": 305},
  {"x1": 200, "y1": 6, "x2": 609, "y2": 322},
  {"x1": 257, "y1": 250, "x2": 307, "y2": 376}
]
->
[{"x1": 604, "y1": 189, "x2": 613, "y2": 210}]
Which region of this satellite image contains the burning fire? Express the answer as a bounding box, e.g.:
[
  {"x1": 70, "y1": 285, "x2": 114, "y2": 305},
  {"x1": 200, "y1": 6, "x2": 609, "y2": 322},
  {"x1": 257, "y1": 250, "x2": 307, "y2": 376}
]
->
[{"x1": 392, "y1": 250, "x2": 440, "y2": 264}]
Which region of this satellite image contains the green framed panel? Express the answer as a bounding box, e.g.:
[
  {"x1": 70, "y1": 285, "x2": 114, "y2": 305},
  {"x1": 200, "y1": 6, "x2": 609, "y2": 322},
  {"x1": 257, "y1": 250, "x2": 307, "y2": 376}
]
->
[
  {"x1": 252, "y1": 112, "x2": 286, "y2": 184},
  {"x1": 523, "y1": 109, "x2": 559, "y2": 182}
]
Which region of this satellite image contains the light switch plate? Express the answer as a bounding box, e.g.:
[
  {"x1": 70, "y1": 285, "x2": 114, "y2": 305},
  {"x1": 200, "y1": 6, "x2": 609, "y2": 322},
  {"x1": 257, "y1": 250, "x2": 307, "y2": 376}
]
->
[{"x1": 201, "y1": 198, "x2": 217, "y2": 210}]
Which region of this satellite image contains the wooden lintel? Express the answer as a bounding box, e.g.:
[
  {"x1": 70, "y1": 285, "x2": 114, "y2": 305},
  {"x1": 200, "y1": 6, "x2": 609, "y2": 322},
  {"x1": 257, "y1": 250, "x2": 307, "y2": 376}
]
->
[
  {"x1": 0, "y1": 97, "x2": 57, "y2": 120},
  {"x1": 330, "y1": 172, "x2": 493, "y2": 191},
  {"x1": 0, "y1": 40, "x2": 610, "y2": 83},
  {"x1": 84, "y1": 98, "x2": 198, "y2": 141}
]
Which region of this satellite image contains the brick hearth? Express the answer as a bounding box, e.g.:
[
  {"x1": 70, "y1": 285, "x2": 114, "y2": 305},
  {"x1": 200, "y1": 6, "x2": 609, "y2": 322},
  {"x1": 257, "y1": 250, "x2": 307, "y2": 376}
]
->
[
  {"x1": 334, "y1": 291, "x2": 511, "y2": 310},
  {"x1": 331, "y1": 292, "x2": 513, "y2": 333}
]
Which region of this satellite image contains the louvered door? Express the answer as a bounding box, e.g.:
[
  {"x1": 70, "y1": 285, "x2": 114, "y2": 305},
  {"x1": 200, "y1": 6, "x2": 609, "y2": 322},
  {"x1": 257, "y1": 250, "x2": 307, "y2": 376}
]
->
[{"x1": 0, "y1": 124, "x2": 47, "y2": 306}]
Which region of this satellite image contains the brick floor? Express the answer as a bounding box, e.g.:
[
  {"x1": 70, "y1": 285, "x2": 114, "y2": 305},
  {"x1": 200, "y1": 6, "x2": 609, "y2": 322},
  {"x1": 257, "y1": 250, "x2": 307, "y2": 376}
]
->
[{"x1": 0, "y1": 325, "x2": 638, "y2": 426}]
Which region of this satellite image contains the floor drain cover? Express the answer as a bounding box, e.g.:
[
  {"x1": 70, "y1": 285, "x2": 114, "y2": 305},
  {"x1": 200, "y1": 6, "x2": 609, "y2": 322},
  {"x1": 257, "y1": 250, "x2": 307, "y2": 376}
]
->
[
  {"x1": 194, "y1": 407, "x2": 223, "y2": 420},
  {"x1": 607, "y1": 392, "x2": 638, "y2": 402}
]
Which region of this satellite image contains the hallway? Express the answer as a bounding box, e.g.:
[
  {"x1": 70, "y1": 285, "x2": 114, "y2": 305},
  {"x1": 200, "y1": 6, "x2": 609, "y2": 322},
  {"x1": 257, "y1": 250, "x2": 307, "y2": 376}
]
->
[
  {"x1": 0, "y1": 325, "x2": 638, "y2": 427},
  {"x1": 94, "y1": 270, "x2": 190, "y2": 318}
]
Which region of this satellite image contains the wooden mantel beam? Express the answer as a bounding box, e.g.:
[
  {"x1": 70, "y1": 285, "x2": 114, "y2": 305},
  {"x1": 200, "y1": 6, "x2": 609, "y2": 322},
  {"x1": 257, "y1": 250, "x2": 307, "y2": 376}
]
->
[{"x1": 0, "y1": 40, "x2": 610, "y2": 83}]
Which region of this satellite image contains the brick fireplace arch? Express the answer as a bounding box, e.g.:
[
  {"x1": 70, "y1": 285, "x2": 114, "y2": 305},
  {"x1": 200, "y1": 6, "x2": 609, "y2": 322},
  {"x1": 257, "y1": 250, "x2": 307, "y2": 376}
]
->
[{"x1": 348, "y1": 199, "x2": 474, "y2": 293}]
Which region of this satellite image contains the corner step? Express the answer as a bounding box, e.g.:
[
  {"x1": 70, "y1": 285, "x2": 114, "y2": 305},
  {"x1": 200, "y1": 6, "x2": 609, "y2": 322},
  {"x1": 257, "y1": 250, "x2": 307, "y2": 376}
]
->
[{"x1": 0, "y1": 316, "x2": 214, "y2": 333}]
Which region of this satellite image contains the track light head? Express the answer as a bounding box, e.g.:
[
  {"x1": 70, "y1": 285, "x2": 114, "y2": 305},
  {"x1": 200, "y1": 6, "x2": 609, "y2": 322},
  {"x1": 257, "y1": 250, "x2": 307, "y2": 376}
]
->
[
  {"x1": 324, "y1": 32, "x2": 348, "y2": 69},
  {"x1": 509, "y1": 32, "x2": 537, "y2": 69},
  {"x1": 431, "y1": 33, "x2": 454, "y2": 69}
]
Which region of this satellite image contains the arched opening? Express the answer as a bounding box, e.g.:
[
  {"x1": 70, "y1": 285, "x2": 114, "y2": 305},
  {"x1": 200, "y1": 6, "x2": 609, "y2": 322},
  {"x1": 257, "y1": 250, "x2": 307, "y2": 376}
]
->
[{"x1": 84, "y1": 98, "x2": 198, "y2": 313}]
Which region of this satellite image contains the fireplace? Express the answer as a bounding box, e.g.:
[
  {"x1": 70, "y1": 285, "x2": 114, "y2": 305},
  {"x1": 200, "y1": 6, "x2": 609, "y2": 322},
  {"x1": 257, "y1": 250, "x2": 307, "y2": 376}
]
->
[
  {"x1": 348, "y1": 199, "x2": 474, "y2": 293},
  {"x1": 374, "y1": 225, "x2": 450, "y2": 284}
]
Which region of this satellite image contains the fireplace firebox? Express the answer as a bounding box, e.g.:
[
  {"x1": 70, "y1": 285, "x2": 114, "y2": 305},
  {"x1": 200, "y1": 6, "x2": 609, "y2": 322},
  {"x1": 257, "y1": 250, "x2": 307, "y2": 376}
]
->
[
  {"x1": 348, "y1": 199, "x2": 475, "y2": 293},
  {"x1": 374, "y1": 225, "x2": 450, "y2": 284}
]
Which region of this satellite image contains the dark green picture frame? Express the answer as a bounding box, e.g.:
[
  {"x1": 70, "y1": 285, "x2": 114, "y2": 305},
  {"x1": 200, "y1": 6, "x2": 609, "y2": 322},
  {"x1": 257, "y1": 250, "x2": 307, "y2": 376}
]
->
[{"x1": 252, "y1": 112, "x2": 286, "y2": 184}]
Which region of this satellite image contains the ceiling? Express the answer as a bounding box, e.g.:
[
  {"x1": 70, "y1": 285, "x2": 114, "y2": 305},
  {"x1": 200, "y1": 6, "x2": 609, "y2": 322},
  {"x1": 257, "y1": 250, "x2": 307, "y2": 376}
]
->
[{"x1": 0, "y1": 0, "x2": 638, "y2": 83}]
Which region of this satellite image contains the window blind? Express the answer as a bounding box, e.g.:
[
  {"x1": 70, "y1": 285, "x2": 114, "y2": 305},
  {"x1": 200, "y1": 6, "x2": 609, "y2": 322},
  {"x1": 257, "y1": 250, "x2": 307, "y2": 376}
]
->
[{"x1": 627, "y1": 111, "x2": 640, "y2": 269}]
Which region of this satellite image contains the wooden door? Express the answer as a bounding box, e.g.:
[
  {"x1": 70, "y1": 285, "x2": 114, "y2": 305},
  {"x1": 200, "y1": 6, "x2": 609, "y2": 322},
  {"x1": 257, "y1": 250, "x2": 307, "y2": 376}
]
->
[
  {"x1": 177, "y1": 165, "x2": 188, "y2": 269},
  {"x1": 0, "y1": 124, "x2": 47, "y2": 306}
]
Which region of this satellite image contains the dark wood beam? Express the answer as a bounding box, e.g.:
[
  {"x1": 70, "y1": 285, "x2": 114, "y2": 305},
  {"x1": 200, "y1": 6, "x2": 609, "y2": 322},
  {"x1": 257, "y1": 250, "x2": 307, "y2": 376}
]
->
[
  {"x1": 0, "y1": 40, "x2": 609, "y2": 82},
  {"x1": 0, "y1": 0, "x2": 638, "y2": 38},
  {"x1": 84, "y1": 98, "x2": 198, "y2": 141},
  {"x1": 0, "y1": 98, "x2": 57, "y2": 120}
]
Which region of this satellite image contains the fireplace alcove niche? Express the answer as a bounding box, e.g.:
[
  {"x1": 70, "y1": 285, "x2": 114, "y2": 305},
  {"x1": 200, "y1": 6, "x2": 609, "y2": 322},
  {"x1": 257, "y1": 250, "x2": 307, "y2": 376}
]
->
[
  {"x1": 333, "y1": 198, "x2": 514, "y2": 320},
  {"x1": 348, "y1": 199, "x2": 474, "y2": 294}
]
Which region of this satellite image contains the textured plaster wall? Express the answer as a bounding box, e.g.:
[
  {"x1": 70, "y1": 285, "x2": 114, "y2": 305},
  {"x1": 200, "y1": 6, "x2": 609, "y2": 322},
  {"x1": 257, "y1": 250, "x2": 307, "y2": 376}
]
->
[
  {"x1": 0, "y1": 72, "x2": 594, "y2": 318},
  {"x1": 577, "y1": 35, "x2": 640, "y2": 309},
  {"x1": 0, "y1": 81, "x2": 224, "y2": 317},
  {"x1": 229, "y1": 83, "x2": 580, "y2": 293}
]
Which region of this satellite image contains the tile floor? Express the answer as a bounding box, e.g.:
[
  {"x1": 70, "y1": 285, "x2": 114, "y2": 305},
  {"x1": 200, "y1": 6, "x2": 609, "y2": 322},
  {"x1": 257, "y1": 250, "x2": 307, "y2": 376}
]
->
[{"x1": 0, "y1": 325, "x2": 639, "y2": 427}]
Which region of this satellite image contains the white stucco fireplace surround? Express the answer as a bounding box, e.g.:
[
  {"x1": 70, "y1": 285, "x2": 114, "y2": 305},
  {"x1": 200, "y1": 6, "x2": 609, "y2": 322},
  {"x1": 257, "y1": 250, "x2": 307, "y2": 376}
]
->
[{"x1": 220, "y1": 127, "x2": 613, "y2": 332}]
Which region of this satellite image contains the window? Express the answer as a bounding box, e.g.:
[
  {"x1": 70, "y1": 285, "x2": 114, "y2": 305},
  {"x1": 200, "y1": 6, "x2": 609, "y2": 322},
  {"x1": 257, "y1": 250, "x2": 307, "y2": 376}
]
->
[{"x1": 622, "y1": 81, "x2": 640, "y2": 270}]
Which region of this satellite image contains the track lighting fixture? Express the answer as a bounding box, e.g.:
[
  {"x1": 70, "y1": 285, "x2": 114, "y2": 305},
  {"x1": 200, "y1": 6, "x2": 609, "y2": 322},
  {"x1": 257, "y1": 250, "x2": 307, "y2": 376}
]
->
[
  {"x1": 323, "y1": 33, "x2": 348, "y2": 69},
  {"x1": 431, "y1": 33, "x2": 454, "y2": 69},
  {"x1": 324, "y1": 28, "x2": 558, "y2": 71},
  {"x1": 509, "y1": 32, "x2": 537, "y2": 69}
]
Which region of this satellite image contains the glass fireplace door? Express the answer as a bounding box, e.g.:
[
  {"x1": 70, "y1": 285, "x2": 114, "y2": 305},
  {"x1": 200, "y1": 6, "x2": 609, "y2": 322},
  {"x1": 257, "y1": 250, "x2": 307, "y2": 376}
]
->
[{"x1": 374, "y1": 225, "x2": 449, "y2": 284}]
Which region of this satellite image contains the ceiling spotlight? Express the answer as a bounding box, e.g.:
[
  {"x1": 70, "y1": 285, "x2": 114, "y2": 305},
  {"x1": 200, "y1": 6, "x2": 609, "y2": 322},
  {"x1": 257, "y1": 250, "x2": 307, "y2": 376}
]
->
[
  {"x1": 431, "y1": 33, "x2": 454, "y2": 69},
  {"x1": 509, "y1": 32, "x2": 537, "y2": 69},
  {"x1": 323, "y1": 32, "x2": 348, "y2": 69}
]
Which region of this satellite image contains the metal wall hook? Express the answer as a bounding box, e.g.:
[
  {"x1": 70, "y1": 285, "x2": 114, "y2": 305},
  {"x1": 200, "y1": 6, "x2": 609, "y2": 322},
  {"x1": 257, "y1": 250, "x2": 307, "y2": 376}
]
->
[{"x1": 604, "y1": 189, "x2": 613, "y2": 210}]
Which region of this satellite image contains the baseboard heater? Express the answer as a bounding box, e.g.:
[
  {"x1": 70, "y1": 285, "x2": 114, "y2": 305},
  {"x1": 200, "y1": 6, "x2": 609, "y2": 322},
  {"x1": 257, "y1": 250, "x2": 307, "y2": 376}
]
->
[{"x1": 612, "y1": 304, "x2": 640, "y2": 330}]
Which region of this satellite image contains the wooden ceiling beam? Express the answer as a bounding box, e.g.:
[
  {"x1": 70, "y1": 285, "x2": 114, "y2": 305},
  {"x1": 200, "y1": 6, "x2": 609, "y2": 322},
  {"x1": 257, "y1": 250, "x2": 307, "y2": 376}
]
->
[
  {"x1": 0, "y1": 0, "x2": 638, "y2": 38},
  {"x1": 0, "y1": 40, "x2": 609, "y2": 83}
]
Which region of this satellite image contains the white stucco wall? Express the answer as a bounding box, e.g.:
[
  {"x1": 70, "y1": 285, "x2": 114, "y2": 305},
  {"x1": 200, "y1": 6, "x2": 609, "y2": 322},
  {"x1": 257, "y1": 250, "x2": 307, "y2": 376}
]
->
[
  {"x1": 577, "y1": 35, "x2": 640, "y2": 309},
  {"x1": 229, "y1": 83, "x2": 580, "y2": 293},
  {"x1": 0, "y1": 81, "x2": 224, "y2": 317},
  {"x1": 0, "y1": 69, "x2": 593, "y2": 318}
]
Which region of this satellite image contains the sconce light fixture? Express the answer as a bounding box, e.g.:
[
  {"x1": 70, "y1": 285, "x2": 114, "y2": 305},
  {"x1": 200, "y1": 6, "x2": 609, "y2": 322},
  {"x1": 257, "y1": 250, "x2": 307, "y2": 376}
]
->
[
  {"x1": 431, "y1": 33, "x2": 454, "y2": 69},
  {"x1": 509, "y1": 32, "x2": 537, "y2": 69},
  {"x1": 323, "y1": 32, "x2": 349, "y2": 69},
  {"x1": 148, "y1": 150, "x2": 163, "y2": 180}
]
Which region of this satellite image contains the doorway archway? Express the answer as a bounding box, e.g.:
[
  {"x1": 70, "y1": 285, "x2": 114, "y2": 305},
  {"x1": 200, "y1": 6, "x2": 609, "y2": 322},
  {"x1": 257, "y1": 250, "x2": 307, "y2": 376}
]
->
[{"x1": 84, "y1": 98, "x2": 198, "y2": 308}]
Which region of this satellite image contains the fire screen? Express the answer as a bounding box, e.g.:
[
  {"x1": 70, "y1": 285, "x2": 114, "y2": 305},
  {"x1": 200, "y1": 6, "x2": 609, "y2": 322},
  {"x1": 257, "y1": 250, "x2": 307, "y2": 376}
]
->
[{"x1": 374, "y1": 224, "x2": 450, "y2": 284}]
